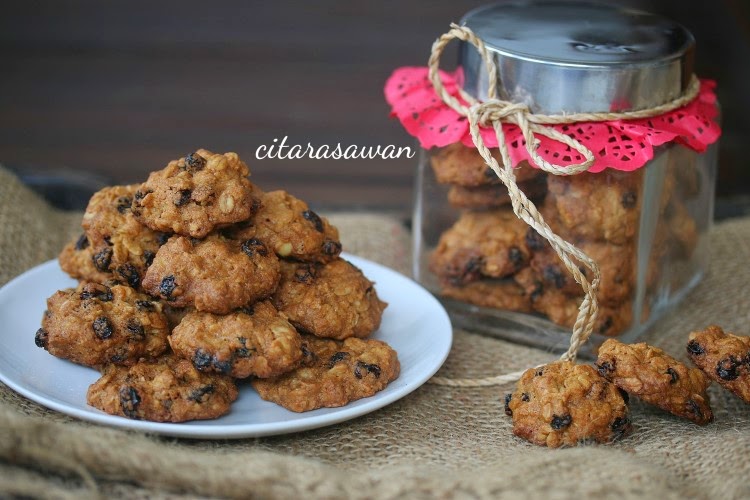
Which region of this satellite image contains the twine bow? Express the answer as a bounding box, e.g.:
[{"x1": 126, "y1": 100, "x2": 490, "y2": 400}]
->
[{"x1": 427, "y1": 24, "x2": 701, "y2": 387}]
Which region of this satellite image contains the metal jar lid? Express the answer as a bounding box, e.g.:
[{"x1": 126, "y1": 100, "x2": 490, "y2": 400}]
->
[{"x1": 459, "y1": 1, "x2": 695, "y2": 114}]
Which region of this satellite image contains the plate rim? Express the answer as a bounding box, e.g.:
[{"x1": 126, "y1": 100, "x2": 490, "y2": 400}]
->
[{"x1": 0, "y1": 254, "x2": 452, "y2": 439}]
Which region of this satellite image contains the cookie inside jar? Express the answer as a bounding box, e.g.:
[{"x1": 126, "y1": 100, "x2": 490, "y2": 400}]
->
[{"x1": 413, "y1": 142, "x2": 716, "y2": 354}]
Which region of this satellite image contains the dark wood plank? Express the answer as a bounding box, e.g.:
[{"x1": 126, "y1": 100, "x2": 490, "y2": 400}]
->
[{"x1": 0, "y1": 0, "x2": 747, "y2": 212}]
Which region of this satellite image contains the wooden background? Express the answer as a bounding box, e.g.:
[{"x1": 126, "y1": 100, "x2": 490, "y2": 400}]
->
[{"x1": 1, "y1": 0, "x2": 748, "y2": 212}]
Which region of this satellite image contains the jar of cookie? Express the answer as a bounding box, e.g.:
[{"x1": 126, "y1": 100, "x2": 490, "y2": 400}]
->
[{"x1": 386, "y1": 2, "x2": 721, "y2": 351}]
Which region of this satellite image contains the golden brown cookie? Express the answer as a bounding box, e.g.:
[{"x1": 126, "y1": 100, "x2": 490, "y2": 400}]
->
[
  {"x1": 529, "y1": 241, "x2": 635, "y2": 305},
  {"x1": 252, "y1": 335, "x2": 399, "y2": 412},
  {"x1": 596, "y1": 339, "x2": 713, "y2": 425},
  {"x1": 505, "y1": 361, "x2": 631, "y2": 447},
  {"x1": 440, "y1": 279, "x2": 532, "y2": 312},
  {"x1": 38, "y1": 282, "x2": 169, "y2": 368},
  {"x1": 687, "y1": 325, "x2": 750, "y2": 404},
  {"x1": 522, "y1": 284, "x2": 636, "y2": 337},
  {"x1": 170, "y1": 301, "x2": 303, "y2": 379},
  {"x1": 273, "y1": 259, "x2": 387, "y2": 340},
  {"x1": 58, "y1": 234, "x2": 113, "y2": 284},
  {"x1": 546, "y1": 170, "x2": 643, "y2": 244},
  {"x1": 430, "y1": 143, "x2": 540, "y2": 186},
  {"x1": 238, "y1": 190, "x2": 341, "y2": 262},
  {"x1": 446, "y1": 173, "x2": 547, "y2": 210},
  {"x1": 86, "y1": 354, "x2": 237, "y2": 422},
  {"x1": 142, "y1": 234, "x2": 280, "y2": 314},
  {"x1": 81, "y1": 184, "x2": 171, "y2": 287},
  {"x1": 429, "y1": 209, "x2": 531, "y2": 285},
  {"x1": 131, "y1": 149, "x2": 259, "y2": 238}
]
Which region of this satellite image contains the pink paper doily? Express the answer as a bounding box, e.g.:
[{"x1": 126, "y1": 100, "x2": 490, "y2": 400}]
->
[{"x1": 384, "y1": 67, "x2": 721, "y2": 173}]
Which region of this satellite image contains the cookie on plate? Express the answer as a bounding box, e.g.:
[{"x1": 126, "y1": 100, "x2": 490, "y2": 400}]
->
[
  {"x1": 170, "y1": 301, "x2": 303, "y2": 379},
  {"x1": 505, "y1": 361, "x2": 632, "y2": 447},
  {"x1": 38, "y1": 282, "x2": 169, "y2": 368},
  {"x1": 429, "y1": 209, "x2": 531, "y2": 285},
  {"x1": 142, "y1": 234, "x2": 280, "y2": 314},
  {"x1": 87, "y1": 354, "x2": 237, "y2": 422},
  {"x1": 252, "y1": 335, "x2": 399, "y2": 412},
  {"x1": 59, "y1": 233, "x2": 113, "y2": 284},
  {"x1": 687, "y1": 325, "x2": 750, "y2": 403},
  {"x1": 131, "y1": 149, "x2": 259, "y2": 238},
  {"x1": 82, "y1": 184, "x2": 171, "y2": 288},
  {"x1": 234, "y1": 190, "x2": 341, "y2": 262},
  {"x1": 273, "y1": 259, "x2": 387, "y2": 340},
  {"x1": 596, "y1": 339, "x2": 713, "y2": 425}
]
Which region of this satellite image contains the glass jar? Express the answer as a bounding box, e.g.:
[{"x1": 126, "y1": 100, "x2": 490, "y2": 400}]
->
[{"x1": 410, "y1": 2, "x2": 720, "y2": 355}]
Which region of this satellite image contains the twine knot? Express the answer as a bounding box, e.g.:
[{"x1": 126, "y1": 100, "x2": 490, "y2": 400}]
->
[{"x1": 472, "y1": 100, "x2": 530, "y2": 126}]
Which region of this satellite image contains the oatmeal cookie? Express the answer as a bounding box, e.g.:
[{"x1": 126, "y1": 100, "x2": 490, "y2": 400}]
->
[
  {"x1": 440, "y1": 279, "x2": 532, "y2": 312},
  {"x1": 142, "y1": 235, "x2": 280, "y2": 314},
  {"x1": 273, "y1": 259, "x2": 387, "y2": 340},
  {"x1": 596, "y1": 339, "x2": 713, "y2": 425},
  {"x1": 529, "y1": 240, "x2": 635, "y2": 305},
  {"x1": 131, "y1": 149, "x2": 259, "y2": 238},
  {"x1": 86, "y1": 354, "x2": 237, "y2": 422},
  {"x1": 446, "y1": 174, "x2": 547, "y2": 210},
  {"x1": 252, "y1": 335, "x2": 399, "y2": 412},
  {"x1": 687, "y1": 325, "x2": 750, "y2": 404},
  {"x1": 505, "y1": 361, "x2": 631, "y2": 447},
  {"x1": 170, "y1": 301, "x2": 303, "y2": 379},
  {"x1": 59, "y1": 233, "x2": 113, "y2": 284},
  {"x1": 236, "y1": 190, "x2": 341, "y2": 262},
  {"x1": 38, "y1": 282, "x2": 169, "y2": 367},
  {"x1": 431, "y1": 143, "x2": 540, "y2": 186},
  {"x1": 546, "y1": 170, "x2": 643, "y2": 244},
  {"x1": 81, "y1": 185, "x2": 171, "y2": 287},
  {"x1": 521, "y1": 281, "x2": 636, "y2": 337},
  {"x1": 429, "y1": 209, "x2": 531, "y2": 284}
]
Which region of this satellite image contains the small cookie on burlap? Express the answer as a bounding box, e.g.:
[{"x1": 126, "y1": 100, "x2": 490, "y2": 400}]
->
[
  {"x1": 687, "y1": 325, "x2": 750, "y2": 404},
  {"x1": 505, "y1": 361, "x2": 632, "y2": 447},
  {"x1": 596, "y1": 339, "x2": 714, "y2": 425}
]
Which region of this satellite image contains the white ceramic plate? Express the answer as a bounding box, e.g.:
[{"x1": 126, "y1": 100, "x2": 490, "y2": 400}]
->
[{"x1": 0, "y1": 253, "x2": 452, "y2": 438}]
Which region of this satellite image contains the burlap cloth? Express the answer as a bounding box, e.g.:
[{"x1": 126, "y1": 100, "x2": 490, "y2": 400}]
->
[{"x1": 1, "y1": 165, "x2": 749, "y2": 499}]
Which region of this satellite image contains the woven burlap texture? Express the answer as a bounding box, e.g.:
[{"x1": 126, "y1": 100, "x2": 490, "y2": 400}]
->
[{"x1": 0, "y1": 165, "x2": 748, "y2": 500}]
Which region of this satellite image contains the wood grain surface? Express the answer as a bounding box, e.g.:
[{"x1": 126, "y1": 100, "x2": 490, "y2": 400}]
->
[{"x1": 1, "y1": 0, "x2": 747, "y2": 211}]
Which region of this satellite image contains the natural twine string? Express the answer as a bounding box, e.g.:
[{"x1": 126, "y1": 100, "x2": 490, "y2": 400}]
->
[{"x1": 427, "y1": 24, "x2": 701, "y2": 388}]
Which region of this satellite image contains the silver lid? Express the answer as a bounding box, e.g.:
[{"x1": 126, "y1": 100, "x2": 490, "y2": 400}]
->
[{"x1": 459, "y1": 1, "x2": 695, "y2": 114}]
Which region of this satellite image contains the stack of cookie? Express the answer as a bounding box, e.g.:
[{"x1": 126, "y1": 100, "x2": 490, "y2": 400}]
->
[
  {"x1": 36, "y1": 149, "x2": 399, "y2": 422},
  {"x1": 505, "y1": 325, "x2": 750, "y2": 448},
  {"x1": 428, "y1": 144, "x2": 701, "y2": 337}
]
